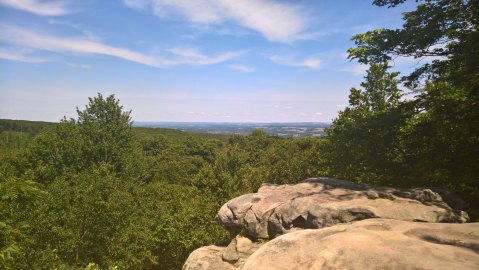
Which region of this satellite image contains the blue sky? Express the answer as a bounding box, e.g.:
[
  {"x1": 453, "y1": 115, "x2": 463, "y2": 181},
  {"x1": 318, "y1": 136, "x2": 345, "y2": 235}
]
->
[{"x1": 0, "y1": 0, "x2": 417, "y2": 122}]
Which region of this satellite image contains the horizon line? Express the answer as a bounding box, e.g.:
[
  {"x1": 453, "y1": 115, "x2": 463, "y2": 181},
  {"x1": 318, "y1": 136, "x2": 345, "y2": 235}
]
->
[{"x1": 0, "y1": 118, "x2": 332, "y2": 124}]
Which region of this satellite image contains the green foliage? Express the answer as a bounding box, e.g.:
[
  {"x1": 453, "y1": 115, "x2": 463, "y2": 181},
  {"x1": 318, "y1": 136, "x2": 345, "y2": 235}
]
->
[
  {"x1": 140, "y1": 183, "x2": 226, "y2": 270},
  {"x1": 349, "y1": 0, "x2": 479, "y2": 88},
  {"x1": 325, "y1": 63, "x2": 410, "y2": 184},
  {"x1": 0, "y1": 118, "x2": 55, "y2": 159},
  {"x1": 0, "y1": 119, "x2": 55, "y2": 135},
  {"x1": 19, "y1": 94, "x2": 133, "y2": 184},
  {"x1": 0, "y1": 131, "x2": 32, "y2": 151},
  {"x1": 190, "y1": 131, "x2": 324, "y2": 200},
  {"x1": 1, "y1": 94, "x2": 328, "y2": 269},
  {"x1": 74, "y1": 93, "x2": 132, "y2": 167},
  {"x1": 0, "y1": 174, "x2": 44, "y2": 269},
  {"x1": 349, "y1": 62, "x2": 401, "y2": 112}
]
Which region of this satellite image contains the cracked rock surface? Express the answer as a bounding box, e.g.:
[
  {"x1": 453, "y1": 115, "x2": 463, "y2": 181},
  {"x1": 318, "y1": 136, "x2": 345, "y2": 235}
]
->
[
  {"x1": 183, "y1": 235, "x2": 263, "y2": 270},
  {"x1": 182, "y1": 245, "x2": 235, "y2": 270},
  {"x1": 242, "y1": 219, "x2": 479, "y2": 270},
  {"x1": 184, "y1": 178, "x2": 476, "y2": 270},
  {"x1": 216, "y1": 177, "x2": 469, "y2": 239}
]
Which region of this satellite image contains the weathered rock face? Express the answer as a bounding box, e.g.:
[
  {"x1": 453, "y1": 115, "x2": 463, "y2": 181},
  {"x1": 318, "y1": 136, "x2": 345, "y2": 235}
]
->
[
  {"x1": 221, "y1": 235, "x2": 264, "y2": 268},
  {"x1": 242, "y1": 218, "x2": 479, "y2": 270},
  {"x1": 216, "y1": 177, "x2": 469, "y2": 239},
  {"x1": 183, "y1": 235, "x2": 263, "y2": 270},
  {"x1": 184, "y1": 178, "x2": 475, "y2": 270},
  {"x1": 182, "y1": 245, "x2": 235, "y2": 270}
]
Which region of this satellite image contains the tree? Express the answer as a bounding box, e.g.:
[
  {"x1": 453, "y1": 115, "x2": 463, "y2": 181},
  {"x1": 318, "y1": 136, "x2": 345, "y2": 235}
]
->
[
  {"x1": 349, "y1": 62, "x2": 401, "y2": 112},
  {"x1": 24, "y1": 93, "x2": 133, "y2": 182},
  {"x1": 349, "y1": 0, "x2": 479, "y2": 89},
  {"x1": 75, "y1": 93, "x2": 132, "y2": 170},
  {"x1": 325, "y1": 63, "x2": 409, "y2": 184}
]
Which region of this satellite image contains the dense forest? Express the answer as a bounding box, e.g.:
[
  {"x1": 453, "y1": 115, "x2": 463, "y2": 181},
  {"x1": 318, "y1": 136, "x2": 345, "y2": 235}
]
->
[
  {"x1": 0, "y1": 99, "x2": 324, "y2": 269},
  {"x1": 1, "y1": 0, "x2": 478, "y2": 269}
]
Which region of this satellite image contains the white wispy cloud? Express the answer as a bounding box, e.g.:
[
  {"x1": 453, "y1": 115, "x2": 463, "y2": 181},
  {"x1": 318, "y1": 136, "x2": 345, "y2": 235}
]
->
[
  {"x1": 0, "y1": 0, "x2": 69, "y2": 16},
  {"x1": 0, "y1": 48, "x2": 48, "y2": 63},
  {"x1": 0, "y1": 23, "x2": 161, "y2": 66},
  {"x1": 123, "y1": 0, "x2": 309, "y2": 43},
  {"x1": 181, "y1": 25, "x2": 255, "y2": 40},
  {"x1": 0, "y1": 23, "x2": 240, "y2": 68},
  {"x1": 123, "y1": 0, "x2": 148, "y2": 10},
  {"x1": 168, "y1": 47, "x2": 240, "y2": 65},
  {"x1": 48, "y1": 19, "x2": 98, "y2": 40},
  {"x1": 340, "y1": 64, "x2": 368, "y2": 75},
  {"x1": 67, "y1": 63, "x2": 91, "y2": 69},
  {"x1": 228, "y1": 64, "x2": 256, "y2": 73},
  {"x1": 270, "y1": 55, "x2": 322, "y2": 69}
]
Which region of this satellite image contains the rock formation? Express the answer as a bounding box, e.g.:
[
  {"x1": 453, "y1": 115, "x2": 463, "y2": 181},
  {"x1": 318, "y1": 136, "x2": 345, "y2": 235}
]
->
[
  {"x1": 242, "y1": 219, "x2": 479, "y2": 270},
  {"x1": 182, "y1": 245, "x2": 236, "y2": 270},
  {"x1": 183, "y1": 235, "x2": 264, "y2": 270},
  {"x1": 217, "y1": 177, "x2": 469, "y2": 239},
  {"x1": 184, "y1": 177, "x2": 478, "y2": 270}
]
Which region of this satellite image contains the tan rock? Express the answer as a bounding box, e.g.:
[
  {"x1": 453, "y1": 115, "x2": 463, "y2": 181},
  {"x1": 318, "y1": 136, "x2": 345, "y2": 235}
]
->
[
  {"x1": 223, "y1": 235, "x2": 263, "y2": 268},
  {"x1": 182, "y1": 245, "x2": 235, "y2": 270},
  {"x1": 183, "y1": 235, "x2": 263, "y2": 270},
  {"x1": 242, "y1": 219, "x2": 479, "y2": 270},
  {"x1": 216, "y1": 177, "x2": 469, "y2": 239}
]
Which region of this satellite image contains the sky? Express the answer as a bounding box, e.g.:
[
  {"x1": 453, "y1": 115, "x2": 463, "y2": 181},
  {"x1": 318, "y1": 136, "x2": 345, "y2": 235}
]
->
[{"x1": 0, "y1": 0, "x2": 418, "y2": 122}]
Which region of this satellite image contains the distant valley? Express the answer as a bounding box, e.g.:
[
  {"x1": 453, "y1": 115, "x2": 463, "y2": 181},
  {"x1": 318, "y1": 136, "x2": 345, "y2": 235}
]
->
[{"x1": 133, "y1": 122, "x2": 331, "y2": 137}]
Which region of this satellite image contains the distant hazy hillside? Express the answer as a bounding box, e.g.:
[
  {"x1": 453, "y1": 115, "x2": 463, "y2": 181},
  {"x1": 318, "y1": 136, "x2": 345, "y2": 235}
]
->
[
  {"x1": 1, "y1": 119, "x2": 331, "y2": 138},
  {"x1": 0, "y1": 118, "x2": 56, "y2": 134},
  {"x1": 133, "y1": 122, "x2": 331, "y2": 137}
]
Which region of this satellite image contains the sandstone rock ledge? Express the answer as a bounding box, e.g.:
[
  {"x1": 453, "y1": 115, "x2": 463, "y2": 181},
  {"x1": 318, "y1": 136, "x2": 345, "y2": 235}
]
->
[
  {"x1": 216, "y1": 177, "x2": 469, "y2": 239},
  {"x1": 241, "y1": 219, "x2": 479, "y2": 270},
  {"x1": 184, "y1": 178, "x2": 478, "y2": 270}
]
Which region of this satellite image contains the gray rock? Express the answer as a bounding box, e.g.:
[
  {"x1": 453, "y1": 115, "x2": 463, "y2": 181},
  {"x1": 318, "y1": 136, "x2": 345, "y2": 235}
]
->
[
  {"x1": 216, "y1": 177, "x2": 469, "y2": 239},
  {"x1": 242, "y1": 219, "x2": 479, "y2": 270}
]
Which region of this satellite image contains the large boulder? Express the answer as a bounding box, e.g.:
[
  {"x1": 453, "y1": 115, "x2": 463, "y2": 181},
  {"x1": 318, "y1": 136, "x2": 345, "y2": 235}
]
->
[
  {"x1": 242, "y1": 218, "x2": 479, "y2": 270},
  {"x1": 216, "y1": 177, "x2": 469, "y2": 239}
]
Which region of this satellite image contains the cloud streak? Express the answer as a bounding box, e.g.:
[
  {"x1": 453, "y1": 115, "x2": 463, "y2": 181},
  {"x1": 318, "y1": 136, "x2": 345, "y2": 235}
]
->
[
  {"x1": 0, "y1": 48, "x2": 48, "y2": 63},
  {"x1": 168, "y1": 47, "x2": 241, "y2": 65},
  {"x1": 270, "y1": 55, "x2": 322, "y2": 69},
  {"x1": 340, "y1": 64, "x2": 368, "y2": 75},
  {"x1": 0, "y1": 23, "x2": 240, "y2": 68},
  {"x1": 0, "y1": 0, "x2": 69, "y2": 16},
  {"x1": 123, "y1": 0, "x2": 309, "y2": 43},
  {"x1": 67, "y1": 63, "x2": 91, "y2": 69},
  {"x1": 228, "y1": 64, "x2": 256, "y2": 73}
]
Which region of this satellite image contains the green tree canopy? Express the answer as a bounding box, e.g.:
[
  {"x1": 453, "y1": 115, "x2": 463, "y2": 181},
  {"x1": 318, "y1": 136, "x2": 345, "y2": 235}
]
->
[
  {"x1": 24, "y1": 93, "x2": 133, "y2": 182},
  {"x1": 325, "y1": 63, "x2": 409, "y2": 184},
  {"x1": 349, "y1": 0, "x2": 479, "y2": 89},
  {"x1": 74, "y1": 93, "x2": 132, "y2": 168}
]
